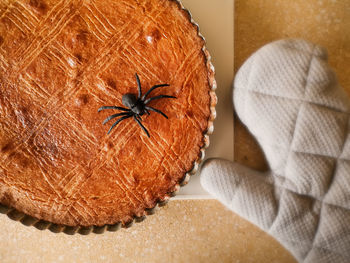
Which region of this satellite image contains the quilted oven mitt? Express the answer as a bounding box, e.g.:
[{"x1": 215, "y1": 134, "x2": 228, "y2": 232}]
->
[{"x1": 201, "y1": 39, "x2": 350, "y2": 262}]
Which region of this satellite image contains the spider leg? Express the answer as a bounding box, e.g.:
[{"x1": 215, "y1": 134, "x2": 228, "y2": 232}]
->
[
  {"x1": 133, "y1": 115, "x2": 150, "y2": 137},
  {"x1": 98, "y1": 106, "x2": 129, "y2": 112},
  {"x1": 107, "y1": 115, "x2": 133, "y2": 135},
  {"x1": 103, "y1": 112, "x2": 132, "y2": 125},
  {"x1": 135, "y1": 73, "x2": 142, "y2": 99},
  {"x1": 145, "y1": 106, "x2": 168, "y2": 119},
  {"x1": 144, "y1": 95, "x2": 176, "y2": 104},
  {"x1": 141, "y1": 84, "x2": 170, "y2": 101},
  {"x1": 136, "y1": 115, "x2": 142, "y2": 122}
]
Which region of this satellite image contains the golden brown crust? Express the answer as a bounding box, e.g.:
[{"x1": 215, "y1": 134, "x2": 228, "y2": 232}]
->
[{"x1": 0, "y1": 0, "x2": 215, "y2": 227}]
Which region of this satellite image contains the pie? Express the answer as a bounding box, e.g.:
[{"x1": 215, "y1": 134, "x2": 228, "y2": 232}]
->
[{"x1": 0, "y1": 0, "x2": 216, "y2": 234}]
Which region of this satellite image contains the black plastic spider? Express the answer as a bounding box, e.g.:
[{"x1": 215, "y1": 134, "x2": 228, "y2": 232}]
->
[{"x1": 98, "y1": 73, "x2": 176, "y2": 137}]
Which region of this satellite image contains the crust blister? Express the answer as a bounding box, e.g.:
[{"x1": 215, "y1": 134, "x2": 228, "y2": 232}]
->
[{"x1": 0, "y1": 0, "x2": 217, "y2": 235}]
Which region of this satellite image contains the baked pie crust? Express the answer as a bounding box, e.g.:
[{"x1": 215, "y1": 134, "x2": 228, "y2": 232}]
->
[{"x1": 0, "y1": 0, "x2": 216, "y2": 234}]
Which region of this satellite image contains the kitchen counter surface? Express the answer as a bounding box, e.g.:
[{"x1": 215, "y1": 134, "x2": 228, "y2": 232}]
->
[
  {"x1": 1, "y1": 1, "x2": 349, "y2": 262},
  {"x1": 1, "y1": 200, "x2": 293, "y2": 263}
]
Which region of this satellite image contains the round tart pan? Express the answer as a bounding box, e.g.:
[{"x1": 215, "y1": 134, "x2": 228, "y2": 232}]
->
[{"x1": 0, "y1": 0, "x2": 217, "y2": 235}]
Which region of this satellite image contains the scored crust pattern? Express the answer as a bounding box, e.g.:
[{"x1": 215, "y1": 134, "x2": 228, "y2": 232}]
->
[{"x1": 0, "y1": 0, "x2": 216, "y2": 234}]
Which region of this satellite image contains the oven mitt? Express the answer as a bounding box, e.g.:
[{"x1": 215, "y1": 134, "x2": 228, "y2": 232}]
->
[{"x1": 200, "y1": 39, "x2": 350, "y2": 263}]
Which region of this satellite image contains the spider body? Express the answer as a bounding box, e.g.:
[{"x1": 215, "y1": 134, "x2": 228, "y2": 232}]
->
[
  {"x1": 98, "y1": 73, "x2": 176, "y2": 137},
  {"x1": 122, "y1": 93, "x2": 144, "y2": 115}
]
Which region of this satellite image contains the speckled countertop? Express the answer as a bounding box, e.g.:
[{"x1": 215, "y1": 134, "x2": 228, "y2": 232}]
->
[
  {"x1": 1, "y1": 1, "x2": 349, "y2": 262},
  {"x1": 1, "y1": 200, "x2": 294, "y2": 263}
]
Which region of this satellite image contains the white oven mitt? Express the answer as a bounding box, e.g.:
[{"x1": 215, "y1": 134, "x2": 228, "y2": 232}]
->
[{"x1": 201, "y1": 39, "x2": 350, "y2": 262}]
